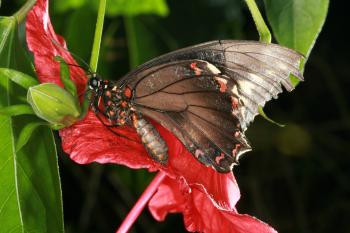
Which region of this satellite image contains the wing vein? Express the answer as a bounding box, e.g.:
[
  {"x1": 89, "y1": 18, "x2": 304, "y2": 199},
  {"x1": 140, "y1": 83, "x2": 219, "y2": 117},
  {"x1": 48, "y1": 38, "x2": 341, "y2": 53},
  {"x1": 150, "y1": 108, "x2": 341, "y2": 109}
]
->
[
  {"x1": 160, "y1": 90, "x2": 219, "y2": 95},
  {"x1": 187, "y1": 110, "x2": 234, "y2": 142},
  {"x1": 134, "y1": 74, "x2": 217, "y2": 99}
]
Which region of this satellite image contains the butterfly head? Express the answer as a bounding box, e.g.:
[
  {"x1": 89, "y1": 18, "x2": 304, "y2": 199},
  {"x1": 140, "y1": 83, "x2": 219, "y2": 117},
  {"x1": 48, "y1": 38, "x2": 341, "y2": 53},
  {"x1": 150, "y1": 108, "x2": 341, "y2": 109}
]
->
[{"x1": 88, "y1": 74, "x2": 102, "y2": 91}]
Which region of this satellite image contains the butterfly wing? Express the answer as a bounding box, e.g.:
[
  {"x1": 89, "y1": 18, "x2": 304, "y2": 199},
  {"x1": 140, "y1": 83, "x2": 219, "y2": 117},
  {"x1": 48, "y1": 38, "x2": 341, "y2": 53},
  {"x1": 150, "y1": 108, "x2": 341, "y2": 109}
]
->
[{"x1": 120, "y1": 40, "x2": 304, "y2": 172}]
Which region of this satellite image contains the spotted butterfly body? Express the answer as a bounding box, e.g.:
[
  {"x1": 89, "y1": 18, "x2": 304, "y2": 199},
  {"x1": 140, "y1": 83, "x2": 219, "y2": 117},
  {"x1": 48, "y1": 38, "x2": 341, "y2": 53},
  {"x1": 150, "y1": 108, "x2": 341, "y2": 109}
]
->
[{"x1": 88, "y1": 40, "x2": 304, "y2": 173}]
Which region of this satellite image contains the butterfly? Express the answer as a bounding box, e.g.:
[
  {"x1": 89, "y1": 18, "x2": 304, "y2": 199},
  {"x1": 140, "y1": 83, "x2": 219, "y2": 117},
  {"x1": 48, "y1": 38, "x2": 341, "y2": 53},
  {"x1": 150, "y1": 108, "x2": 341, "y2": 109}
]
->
[{"x1": 88, "y1": 40, "x2": 304, "y2": 173}]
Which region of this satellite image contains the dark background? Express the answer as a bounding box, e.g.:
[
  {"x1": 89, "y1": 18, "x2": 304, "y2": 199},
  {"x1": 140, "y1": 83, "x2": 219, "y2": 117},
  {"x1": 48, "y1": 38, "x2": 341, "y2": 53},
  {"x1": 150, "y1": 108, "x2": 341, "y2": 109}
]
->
[{"x1": 1, "y1": 0, "x2": 349, "y2": 232}]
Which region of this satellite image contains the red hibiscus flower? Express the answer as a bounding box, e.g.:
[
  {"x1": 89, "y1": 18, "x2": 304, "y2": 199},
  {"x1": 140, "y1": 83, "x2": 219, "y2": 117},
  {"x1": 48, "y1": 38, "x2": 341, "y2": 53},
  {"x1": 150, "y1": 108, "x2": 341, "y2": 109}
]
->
[
  {"x1": 26, "y1": 0, "x2": 277, "y2": 232},
  {"x1": 149, "y1": 177, "x2": 277, "y2": 233}
]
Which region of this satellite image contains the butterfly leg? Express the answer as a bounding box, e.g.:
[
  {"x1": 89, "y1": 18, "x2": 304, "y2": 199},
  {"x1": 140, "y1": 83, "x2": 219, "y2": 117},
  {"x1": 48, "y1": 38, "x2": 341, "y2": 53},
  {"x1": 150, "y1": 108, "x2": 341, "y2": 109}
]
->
[
  {"x1": 91, "y1": 100, "x2": 140, "y2": 143},
  {"x1": 132, "y1": 113, "x2": 168, "y2": 164}
]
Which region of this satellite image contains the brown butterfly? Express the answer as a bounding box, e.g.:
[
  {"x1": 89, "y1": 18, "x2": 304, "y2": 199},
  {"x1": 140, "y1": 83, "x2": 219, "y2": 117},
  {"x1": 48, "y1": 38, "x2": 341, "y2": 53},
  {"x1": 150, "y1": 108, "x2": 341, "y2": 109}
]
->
[{"x1": 88, "y1": 40, "x2": 303, "y2": 173}]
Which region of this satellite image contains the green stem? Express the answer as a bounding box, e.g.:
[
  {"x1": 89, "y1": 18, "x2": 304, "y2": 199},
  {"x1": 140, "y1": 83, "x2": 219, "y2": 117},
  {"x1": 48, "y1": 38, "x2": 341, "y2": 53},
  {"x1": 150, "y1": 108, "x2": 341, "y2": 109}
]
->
[
  {"x1": 245, "y1": 0, "x2": 271, "y2": 43},
  {"x1": 258, "y1": 106, "x2": 285, "y2": 127},
  {"x1": 13, "y1": 0, "x2": 36, "y2": 23},
  {"x1": 90, "y1": 0, "x2": 106, "y2": 72}
]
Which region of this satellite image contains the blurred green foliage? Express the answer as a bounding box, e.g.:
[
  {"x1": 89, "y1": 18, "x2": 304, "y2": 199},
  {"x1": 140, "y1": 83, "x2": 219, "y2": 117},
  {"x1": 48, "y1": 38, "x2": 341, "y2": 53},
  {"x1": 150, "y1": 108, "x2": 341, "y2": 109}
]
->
[
  {"x1": 53, "y1": 0, "x2": 169, "y2": 17},
  {"x1": 0, "y1": 0, "x2": 349, "y2": 233}
]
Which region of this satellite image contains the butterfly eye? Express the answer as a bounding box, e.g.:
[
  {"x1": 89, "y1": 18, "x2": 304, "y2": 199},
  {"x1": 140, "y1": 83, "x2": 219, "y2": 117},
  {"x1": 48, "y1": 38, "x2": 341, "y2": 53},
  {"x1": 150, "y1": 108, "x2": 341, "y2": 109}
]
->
[{"x1": 88, "y1": 76, "x2": 100, "y2": 90}]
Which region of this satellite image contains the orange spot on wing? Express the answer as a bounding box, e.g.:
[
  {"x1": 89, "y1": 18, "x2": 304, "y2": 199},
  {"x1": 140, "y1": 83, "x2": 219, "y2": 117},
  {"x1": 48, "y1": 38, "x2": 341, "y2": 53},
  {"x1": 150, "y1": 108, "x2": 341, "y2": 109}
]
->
[
  {"x1": 190, "y1": 62, "x2": 202, "y2": 76},
  {"x1": 215, "y1": 78, "x2": 227, "y2": 93},
  {"x1": 190, "y1": 62, "x2": 196, "y2": 69},
  {"x1": 232, "y1": 144, "x2": 241, "y2": 156},
  {"x1": 195, "y1": 149, "x2": 204, "y2": 158},
  {"x1": 215, "y1": 152, "x2": 225, "y2": 164},
  {"x1": 231, "y1": 97, "x2": 239, "y2": 109}
]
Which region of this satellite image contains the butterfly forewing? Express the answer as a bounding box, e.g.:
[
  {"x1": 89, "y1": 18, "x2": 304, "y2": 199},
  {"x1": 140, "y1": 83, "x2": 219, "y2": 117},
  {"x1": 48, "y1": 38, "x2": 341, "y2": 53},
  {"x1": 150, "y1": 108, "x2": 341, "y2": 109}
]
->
[{"x1": 114, "y1": 40, "x2": 304, "y2": 172}]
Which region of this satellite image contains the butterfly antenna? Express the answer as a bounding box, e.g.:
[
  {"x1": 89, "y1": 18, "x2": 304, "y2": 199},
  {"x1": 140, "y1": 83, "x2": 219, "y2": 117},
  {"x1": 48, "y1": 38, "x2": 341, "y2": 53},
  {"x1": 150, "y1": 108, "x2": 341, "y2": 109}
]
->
[{"x1": 51, "y1": 39, "x2": 93, "y2": 74}]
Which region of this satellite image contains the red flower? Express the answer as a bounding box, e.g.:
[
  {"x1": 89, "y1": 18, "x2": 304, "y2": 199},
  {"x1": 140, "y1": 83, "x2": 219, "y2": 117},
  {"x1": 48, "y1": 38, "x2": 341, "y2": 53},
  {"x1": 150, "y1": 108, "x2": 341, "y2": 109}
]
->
[
  {"x1": 26, "y1": 0, "x2": 277, "y2": 232},
  {"x1": 149, "y1": 177, "x2": 277, "y2": 233}
]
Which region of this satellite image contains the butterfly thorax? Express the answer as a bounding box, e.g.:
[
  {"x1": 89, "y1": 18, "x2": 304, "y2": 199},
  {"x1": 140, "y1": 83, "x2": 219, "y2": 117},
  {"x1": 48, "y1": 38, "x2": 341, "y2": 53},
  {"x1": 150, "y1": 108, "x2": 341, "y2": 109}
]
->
[{"x1": 89, "y1": 77, "x2": 134, "y2": 126}]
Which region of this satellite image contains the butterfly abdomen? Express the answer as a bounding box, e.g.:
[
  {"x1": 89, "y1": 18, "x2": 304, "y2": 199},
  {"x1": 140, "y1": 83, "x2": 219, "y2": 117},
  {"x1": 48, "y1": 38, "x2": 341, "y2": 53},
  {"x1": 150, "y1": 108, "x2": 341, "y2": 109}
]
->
[{"x1": 132, "y1": 113, "x2": 168, "y2": 164}]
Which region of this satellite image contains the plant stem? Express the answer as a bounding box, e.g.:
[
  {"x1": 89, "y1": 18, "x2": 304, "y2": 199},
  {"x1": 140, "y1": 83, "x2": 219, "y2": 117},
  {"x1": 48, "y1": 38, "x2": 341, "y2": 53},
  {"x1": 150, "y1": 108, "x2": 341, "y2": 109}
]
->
[
  {"x1": 90, "y1": 0, "x2": 106, "y2": 72},
  {"x1": 258, "y1": 106, "x2": 285, "y2": 127},
  {"x1": 245, "y1": 0, "x2": 277, "y2": 122},
  {"x1": 116, "y1": 172, "x2": 167, "y2": 233},
  {"x1": 14, "y1": 0, "x2": 36, "y2": 23},
  {"x1": 244, "y1": 0, "x2": 271, "y2": 43}
]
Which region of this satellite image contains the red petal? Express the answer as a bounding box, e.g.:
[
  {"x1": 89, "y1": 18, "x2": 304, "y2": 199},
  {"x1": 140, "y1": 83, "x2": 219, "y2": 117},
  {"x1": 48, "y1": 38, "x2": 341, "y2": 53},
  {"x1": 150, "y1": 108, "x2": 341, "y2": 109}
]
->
[
  {"x1": 59, "y1": 111, "x2": 159, "y2": 170},
  {"x1": 27, "y1": 0, "x2": 240, "y2": 211},
  {"x1": 26, "y1": 0, "x2": 87, "y2": 96},
  {"x1": 60, "y1": 113, "x2": 240, "y2": 210},
  {"x1": 155, "y1": 122, "x2": 240, "y2": 210},
  {"x1": 147, "y1": 178, "x2": 186, "y2": 221},
  {"x1": 149, "y1": 178, "x2": 277, "y2": 233}
]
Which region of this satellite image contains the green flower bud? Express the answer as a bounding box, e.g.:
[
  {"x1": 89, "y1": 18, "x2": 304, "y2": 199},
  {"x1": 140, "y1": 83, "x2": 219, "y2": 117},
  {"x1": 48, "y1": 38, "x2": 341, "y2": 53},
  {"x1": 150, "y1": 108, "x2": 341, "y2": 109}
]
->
[{"x1": 27, "y1": 83, "x2": 81, "y2": 128}]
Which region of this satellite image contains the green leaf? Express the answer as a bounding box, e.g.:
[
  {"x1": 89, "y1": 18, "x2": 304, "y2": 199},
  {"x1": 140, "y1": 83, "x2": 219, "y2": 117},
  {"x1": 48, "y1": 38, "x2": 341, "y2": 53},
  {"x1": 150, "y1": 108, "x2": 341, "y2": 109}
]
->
[
  {"x1": 0, "y1": 104, "x2": 35, "y2": 116},
  {"x1": 0, "y1": 12, "x2": 64, "y2": 233},
  {"x1": 264, "y1": 0, "x2": 329, "y2": 59},
  {"x1": 16, "y1": 122, "x2": 46, "y2": 152},
  {"x1": 13, "y1": 0, "x2": 36, "y2": 23},
  {"x1": 55, "y1": 56, "x2": 78, "y2": 97},
  {"x1": 0, "y1": 68, "x2": 39, "y2": 89},
  {"x1": 53, "y1": 0, "x2": 169, "y2": 17},
  {"x1": 0, "y1": 17, "x2": 16, "y2": 67},
  {"x1": 105, "y1": 0, "x2": 169, "y2": 17},
  {"x1": 52, "y1": 0, "x2": 86, "y2": 13}
]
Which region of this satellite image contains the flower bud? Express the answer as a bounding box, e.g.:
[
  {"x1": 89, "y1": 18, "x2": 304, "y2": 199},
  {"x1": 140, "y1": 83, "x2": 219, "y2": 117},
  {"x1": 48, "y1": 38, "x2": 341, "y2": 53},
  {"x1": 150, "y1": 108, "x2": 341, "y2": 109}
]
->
[{"x1": 27, "y1": 83, "x2": 80, "y2": 128}]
